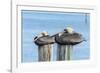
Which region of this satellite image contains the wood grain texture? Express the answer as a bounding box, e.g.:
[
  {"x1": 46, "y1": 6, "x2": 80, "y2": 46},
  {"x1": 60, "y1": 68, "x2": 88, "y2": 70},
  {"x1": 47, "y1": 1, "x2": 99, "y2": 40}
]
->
[
  {"x1": 57, "y1": 45, "x2": 72, "y2": 61},
  {"x1": 38, "y1": 45, "x2": 51, "y2": 61}
]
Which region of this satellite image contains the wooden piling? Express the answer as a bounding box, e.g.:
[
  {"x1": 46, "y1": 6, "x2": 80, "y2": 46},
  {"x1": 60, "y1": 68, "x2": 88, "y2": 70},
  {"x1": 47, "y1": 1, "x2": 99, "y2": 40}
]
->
[
  {"x1": 57, "y1": 44, "x2": 66, "y2": 60},
  {"x1": 57, "y1": 45, "x2": 73, "y2": 61},
  {"x1": 65, "y1": 45, "x2": 73, "y2": 60},
  {"x1": 38, "y1": 44, "x2": 51, "y2": 61}
]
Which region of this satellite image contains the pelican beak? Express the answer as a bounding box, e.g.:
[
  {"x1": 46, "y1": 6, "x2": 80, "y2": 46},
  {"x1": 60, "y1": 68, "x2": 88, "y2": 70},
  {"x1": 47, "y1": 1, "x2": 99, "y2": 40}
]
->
[
  {"x1": 33, "y1": 33, "x2": 43, "y2": 42},
  {"x1": 33, "y1": 37, "x2": 37, "y2": 42}
]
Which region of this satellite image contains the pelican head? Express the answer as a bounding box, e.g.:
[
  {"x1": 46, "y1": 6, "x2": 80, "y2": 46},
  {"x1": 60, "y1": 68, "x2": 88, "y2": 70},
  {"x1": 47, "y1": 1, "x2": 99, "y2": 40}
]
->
[
  {"x1": 64, "y1": 26, "x2": 74, "y2": 34},
  {"x1": 34, "y1": 31, "x2": 48, "y2": 41},
  {"x1": 41, "y1": 31, "x2": 48, "y2": 36}
]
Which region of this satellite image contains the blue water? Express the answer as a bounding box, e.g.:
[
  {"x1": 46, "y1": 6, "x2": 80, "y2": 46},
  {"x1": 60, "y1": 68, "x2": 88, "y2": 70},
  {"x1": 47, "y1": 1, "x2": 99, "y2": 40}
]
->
[{"x1": 21, "y1": 10, "x2": 90, "y2": 62}]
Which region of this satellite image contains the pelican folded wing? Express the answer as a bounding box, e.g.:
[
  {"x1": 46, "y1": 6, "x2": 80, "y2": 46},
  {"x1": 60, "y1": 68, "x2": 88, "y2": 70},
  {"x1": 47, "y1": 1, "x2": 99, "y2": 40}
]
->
[
  {"x1": 34, "y1": 36, "x2": 55, "y2": 46},
  {"x1": 55, "y1": 32, "x2": 84, "y2": 45}
]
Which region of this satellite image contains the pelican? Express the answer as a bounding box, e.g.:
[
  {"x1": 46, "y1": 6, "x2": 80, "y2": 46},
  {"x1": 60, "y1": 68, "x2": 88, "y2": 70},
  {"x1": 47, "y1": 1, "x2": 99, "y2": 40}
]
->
[
  {"x1": 34, "y1": 31, "x2": 55, "y2": 46},
  {"x1": 34, "y1": 31, "x2": 54, "y2": 61},
  {"x1": 55, "y1": 27, "x2": 86, "y2": 45},
  {"x1": 54, "y1": 26, "x2": 86, "y2": 60}
]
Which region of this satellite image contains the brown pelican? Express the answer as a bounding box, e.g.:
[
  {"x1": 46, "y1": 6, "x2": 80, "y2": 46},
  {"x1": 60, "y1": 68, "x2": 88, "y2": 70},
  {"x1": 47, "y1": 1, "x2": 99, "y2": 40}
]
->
[
  {"x1": 34, "y1": 31, "x2": 54, "y2": 61},
  {"x1": 34, "y1": 31, "x2": 55, "y2": 46},
  {"x1": 55, "y1": 28, "x2": 85, "y2": 45},
  {"x1": 54, "y1": 27, "x2": 86, "y2": 60}
]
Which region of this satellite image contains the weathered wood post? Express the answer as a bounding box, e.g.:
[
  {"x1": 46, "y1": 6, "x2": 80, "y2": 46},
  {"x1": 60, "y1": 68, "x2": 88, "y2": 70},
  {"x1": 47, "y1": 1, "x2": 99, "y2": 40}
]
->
[
  {"x1": 38, "y1": 44, "x2": 51, "y2": 61},
  {"x1": 57, "y1": 44, "x2": 66, "y2": 60},
  {"x1": 55, "y1": 27, "x2": 85, "y2": 61},
  {"x1": 57, "y1": 44, "x2": 72, "y2": 60},
  {"x1": 34, "y1": 32, "x2": 54, "y2": 61},
  {"x1": 65, "y1": 45, "x2": 73, "y2": 60}
]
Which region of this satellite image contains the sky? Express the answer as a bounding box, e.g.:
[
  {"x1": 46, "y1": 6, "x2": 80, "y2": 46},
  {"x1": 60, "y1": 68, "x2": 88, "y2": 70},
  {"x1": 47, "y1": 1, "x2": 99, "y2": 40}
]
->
[{"x1": 21, "y1": 10, "x2": 90, "y2": 63}]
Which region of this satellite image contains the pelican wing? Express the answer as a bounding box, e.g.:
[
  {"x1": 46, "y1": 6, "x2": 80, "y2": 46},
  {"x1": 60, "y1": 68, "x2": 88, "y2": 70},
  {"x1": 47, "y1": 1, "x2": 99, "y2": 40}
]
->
[
  {"x1": 55, "y1": 32, "x2": 84, "y2": 45},
  {"x1": 34, "y1": 36, "x2": 55, "y2": 46}
]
